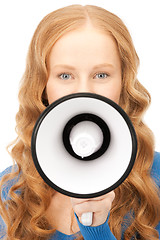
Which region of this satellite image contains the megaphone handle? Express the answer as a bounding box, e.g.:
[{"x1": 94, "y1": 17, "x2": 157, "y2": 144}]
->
[{"x1": 81, "y1": 212, "x2": 93, "y2": 226}]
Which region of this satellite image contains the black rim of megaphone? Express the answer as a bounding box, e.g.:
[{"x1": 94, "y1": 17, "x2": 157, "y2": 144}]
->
[
  {"x1": 63, "y1": 113, "x2": 111, "y2": 161},
  {"x1": 31, "y1": 92, "x2": 137, "y2": 199}
]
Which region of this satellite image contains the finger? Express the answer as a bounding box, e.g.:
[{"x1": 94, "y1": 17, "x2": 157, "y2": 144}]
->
[
  {"x1": 73, "y1": 201, "x2": 98, "y2": 217},
  {"x1": 89, "y1": 191, "x2": 115, "y2": 201},
  {"x1": 71, "y1": 191, "x2": 115, "y2": 205},
  {"x1": 70, "y1": 197, "x2": 90, "y2": 206},
  {"x1": 73, "y1": 197, "x2": 113, "y2": 217}
]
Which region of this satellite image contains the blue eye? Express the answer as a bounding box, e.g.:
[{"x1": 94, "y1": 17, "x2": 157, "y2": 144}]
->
[
  {"x1": 59, "y1": 73, "x2": 71, "y2": 80},
  {"x1": 95, "y1": 73, "x2": 108, "y2": 79}
]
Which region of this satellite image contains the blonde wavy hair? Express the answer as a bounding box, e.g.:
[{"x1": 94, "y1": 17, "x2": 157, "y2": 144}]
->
[{"x1": 0, "y1": 4, "x2": 160, "y2": 240}]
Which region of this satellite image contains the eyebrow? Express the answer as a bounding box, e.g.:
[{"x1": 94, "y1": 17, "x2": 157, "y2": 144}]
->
[{"x1": 52, "y1": 63, "x2": 114, "y2": 70}]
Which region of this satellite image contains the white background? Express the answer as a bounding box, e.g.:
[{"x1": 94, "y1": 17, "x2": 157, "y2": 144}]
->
[{"x1": 0, "y1": 0, "x2": 160, "y2": 172}]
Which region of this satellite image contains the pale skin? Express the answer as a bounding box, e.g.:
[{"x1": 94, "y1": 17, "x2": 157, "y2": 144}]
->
[{"x1": 45, "y1": 21, "x2": 122, "y2": 235}]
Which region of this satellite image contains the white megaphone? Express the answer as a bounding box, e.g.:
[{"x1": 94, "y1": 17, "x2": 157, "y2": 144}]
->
[{"x1": 31, "y1": 93, "x2": 137, "y2": 226}]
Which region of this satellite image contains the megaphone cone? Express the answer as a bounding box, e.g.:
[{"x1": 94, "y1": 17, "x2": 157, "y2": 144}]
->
[{"x1": 31, "y1": 93, "x2": 137, "y2": 226}]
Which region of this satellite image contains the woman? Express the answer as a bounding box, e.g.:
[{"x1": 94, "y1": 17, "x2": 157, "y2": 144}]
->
[{"x1": 0, "y1": 4, "x2": 160, "y2": 240}]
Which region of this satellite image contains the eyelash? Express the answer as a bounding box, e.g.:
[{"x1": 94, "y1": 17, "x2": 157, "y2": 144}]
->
[{"x1": 57, "y1": 72, "x2": 109, "y2": 80}]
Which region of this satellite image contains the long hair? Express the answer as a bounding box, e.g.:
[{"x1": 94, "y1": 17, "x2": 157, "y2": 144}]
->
[{"x1": 0, "y1": 5, "x2": 160, "y2": 240}]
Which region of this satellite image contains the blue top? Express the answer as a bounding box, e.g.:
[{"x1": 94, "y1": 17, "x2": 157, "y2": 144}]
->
[{"x1": 0, "y1": 152, "x2": 160, "y2": 240}]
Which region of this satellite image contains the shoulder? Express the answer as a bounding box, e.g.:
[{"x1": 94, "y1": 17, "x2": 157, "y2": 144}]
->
[
  {"x1": 0, "y1": 165, "x2": 19, "y2": 202},
  {"x1": 0, "y1": 165, "x2": 14, "y2": 180},
  {"x1": 152, "y1": 152, "x2": 160, "y2": 173},
  {"x1": 151, "y1": 152, "x2": 160, "y2": 187}
]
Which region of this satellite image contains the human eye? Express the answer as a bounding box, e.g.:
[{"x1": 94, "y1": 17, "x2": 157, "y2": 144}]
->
[
  {"x1": 58, "y1": 72, "x2": 72, "y2": 80},
  {"x1": 94, "y1": 72, "x2": 109, "y2": 79}
]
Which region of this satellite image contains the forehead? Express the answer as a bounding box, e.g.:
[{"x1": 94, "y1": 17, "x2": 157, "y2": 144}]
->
[{"x1": 49, "y1": 25, "x2": 120, "y2": 66}]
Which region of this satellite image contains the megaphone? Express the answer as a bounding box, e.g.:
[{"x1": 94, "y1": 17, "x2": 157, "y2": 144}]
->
[{"x1": 31, "y1": 93, "x2": 137, "y2": 226}]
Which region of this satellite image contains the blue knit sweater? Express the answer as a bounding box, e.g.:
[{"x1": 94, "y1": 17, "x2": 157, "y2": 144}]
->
[{"x1": 0, "y1": 152, "x2": 160, "y2": 239}]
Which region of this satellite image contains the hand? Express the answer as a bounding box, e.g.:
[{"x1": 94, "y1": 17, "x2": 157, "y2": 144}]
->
[{"x1": 70, "y1": 191, "x2": 115, "y2": 226}]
